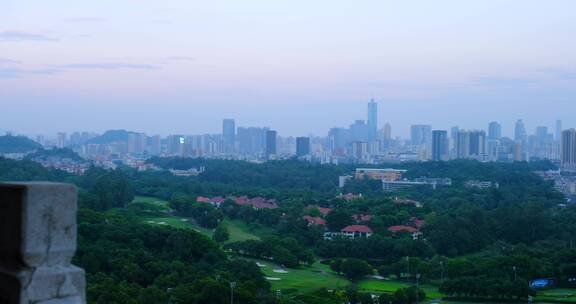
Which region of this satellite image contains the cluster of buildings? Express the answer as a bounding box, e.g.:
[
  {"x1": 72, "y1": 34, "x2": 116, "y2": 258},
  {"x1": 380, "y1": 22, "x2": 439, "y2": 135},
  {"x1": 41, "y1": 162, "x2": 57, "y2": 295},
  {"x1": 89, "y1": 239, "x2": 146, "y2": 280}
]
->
[
  {"x1": 7, "y1": 99, "x2": 576, "y2": 176},
  {"x1": 196, "y1": 195, "x2": 278, "y2": 210},
  {"x1": 340, "y1": 168, "x2": 452, "y2": 192},
  {"x1": 301, "y1": 206, "x2": 425, "y2": 240}
]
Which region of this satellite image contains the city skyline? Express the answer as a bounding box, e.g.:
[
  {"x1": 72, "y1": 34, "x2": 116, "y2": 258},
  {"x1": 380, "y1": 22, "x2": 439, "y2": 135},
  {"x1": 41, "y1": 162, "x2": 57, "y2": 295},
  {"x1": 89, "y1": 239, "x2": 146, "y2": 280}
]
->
[{"x1": 2, "y1": 0, "x2": 576, "y2": 136}]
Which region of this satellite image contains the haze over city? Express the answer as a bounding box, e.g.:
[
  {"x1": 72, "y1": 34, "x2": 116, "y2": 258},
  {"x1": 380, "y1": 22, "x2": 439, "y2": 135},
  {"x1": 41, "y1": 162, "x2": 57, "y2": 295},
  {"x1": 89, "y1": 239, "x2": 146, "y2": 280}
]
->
[{"x1": 2, "y1": 0, "x2": 576, "y2": 137}]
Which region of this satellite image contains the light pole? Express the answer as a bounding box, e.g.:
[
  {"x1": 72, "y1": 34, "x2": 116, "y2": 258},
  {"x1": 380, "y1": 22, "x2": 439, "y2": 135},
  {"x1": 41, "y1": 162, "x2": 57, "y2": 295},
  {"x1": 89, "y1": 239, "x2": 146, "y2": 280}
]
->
[
  {"x1": 513, "y1": 266, "x2": 517, "y2": 282},
  {"x1": 440, "y1": 260, "x2": 445, "y2": 283},
  {"x1": 230, "y1": 281, "x2": 236, "y2": 304},
  {"x1": 406, "y1": 256, "x2": 410, "y2": 281},
  {"x1": 416, "y1": 273, "x2": 421, "y2": 304}
]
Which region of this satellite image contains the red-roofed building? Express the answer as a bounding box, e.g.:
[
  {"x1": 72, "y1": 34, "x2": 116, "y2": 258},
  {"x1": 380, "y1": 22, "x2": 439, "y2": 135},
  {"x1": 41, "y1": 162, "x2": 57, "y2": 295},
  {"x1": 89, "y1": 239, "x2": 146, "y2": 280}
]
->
[
  {"x1": 412, "y1": 218, "x2": 425, "y2": 229},
  {"x1": 233, "y1": 196, "x2": 278, "y2": 210},
  {"x1": 317, "y1": 207, "x2": 332, "y2": 216},
  {"x1": 196, "y1": 196, "x2": 210, "y2": 203},
  {"x1": 341, "y1": 225, "x2": 373, "y2": 239},
  {"x1": 324, "y1": 225, "x2": 373, "y2": 240},
  {"x1": 388, "y1": 225, "x2": 422, "y2": 240},
  {"x1": 303, "y1": 215, "x2": 326, "y2": 226}
]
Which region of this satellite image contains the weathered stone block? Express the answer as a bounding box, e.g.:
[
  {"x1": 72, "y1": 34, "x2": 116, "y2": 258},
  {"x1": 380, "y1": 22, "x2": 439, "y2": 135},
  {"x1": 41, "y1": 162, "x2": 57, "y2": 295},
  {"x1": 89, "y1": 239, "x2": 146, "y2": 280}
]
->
[{"x1": 0, "y1": 182, "x2": 85, "y2": 304}]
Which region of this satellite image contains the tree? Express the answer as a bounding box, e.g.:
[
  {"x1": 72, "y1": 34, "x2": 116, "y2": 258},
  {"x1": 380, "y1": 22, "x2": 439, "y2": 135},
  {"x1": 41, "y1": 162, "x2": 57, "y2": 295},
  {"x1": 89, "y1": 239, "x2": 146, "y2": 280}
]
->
[
  {"x1": 340, "y1": 259, "x2": 373, "y2": 281},
  {"x1": 326, "y1": 209, "x2": 352, "y2": 231},
  {"x1": 213, "y1": 225, "x2": 230, "y2": 243}
]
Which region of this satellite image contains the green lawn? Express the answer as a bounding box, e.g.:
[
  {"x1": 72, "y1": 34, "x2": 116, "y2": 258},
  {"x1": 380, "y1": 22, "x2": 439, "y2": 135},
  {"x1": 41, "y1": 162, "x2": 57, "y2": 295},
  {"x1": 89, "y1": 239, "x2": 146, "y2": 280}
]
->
[
  {"x1": 535, "y1": 288, "x2": 576, "y2": 303},
  {"x1": 245, "y1": 259, "x2": 347, "y2": 293},
  {"x1": 131, "y1": 196, "x2": 171, "y2": 210},
  {"x1": 131, "y1": 196, "x2": 261, "y2": 243},
  {"x1": 242, "y1": 257, "x2": 445, "y2": 302},
  {"x1": 358, "y1": 279, "x2": 444, "y2": 299},
  {"x1": 221, "y1": 219, "x2": 261, "y2": 243}
]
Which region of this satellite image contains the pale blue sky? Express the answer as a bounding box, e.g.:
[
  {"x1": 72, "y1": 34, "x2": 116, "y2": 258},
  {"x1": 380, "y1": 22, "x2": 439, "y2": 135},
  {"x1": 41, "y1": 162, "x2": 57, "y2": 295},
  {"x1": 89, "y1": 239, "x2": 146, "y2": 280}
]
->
[{"x1": 1, "y1": 0, "x2": 575, "y2": 137}]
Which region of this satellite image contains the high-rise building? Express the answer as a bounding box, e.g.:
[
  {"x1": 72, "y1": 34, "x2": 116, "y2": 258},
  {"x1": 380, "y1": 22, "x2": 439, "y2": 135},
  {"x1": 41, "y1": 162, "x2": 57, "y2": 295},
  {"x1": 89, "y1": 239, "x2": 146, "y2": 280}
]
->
[
  {"x1": 237, "y1": 127, "x2": 268, "y2": 155},
  {"x1": 167, "y1": 135, "x2": 185, "y2": 156},
  {"x1": 128, "y1": 132, "x2": 147, "y2": 154},
  {"x1": 431, "y1": 130, "x2": 449, "y2": 161},
  {"x1": 266, "y1": 130, "x2": 277, "y2": 157},
  {"x1": 556, "y1": 120, "x2": 563, "y2": 142},
  {"x1": 488, "y1": 122, "x2": 502, "y2": 140},
  {"x1": 349, "y1": 120, "x2": 370, "y2": 142},
  {"x1": 469, "y1": 130, "x2": 486, "y2": 157},
  {"x1": 514, "y1": 119, "x2": 527, "y2": 143},
  {"x1": 383, "y1": 123, "x2": 392, "y2": 140},
  {"x1": 222, "y1": 119, "x2": 235, "y2": 152},
  {"x1": 367, "y1": 99, "x2": 378, "y2": 141},
  {"x1": 57, "y1": 132, "x2": 67, "y2": 148},
  {"x1": 536, "y1": 126, "x2": 548, "y2": 141},
  {"x1": 149, "y1": 135, "x2": 161, "y2": 155},
  {"x1": 456, "y1": 131, "x2": 470, "y2": 159},
  {"x1": 561, "y1": 129, "x2": 576, "y2": 169},
  {"x1": 411, "y1": 125, "x2": 432, "y2": 146},
  {"x1": 296, "y1": 137, "x2": 310, "y2": 157}
]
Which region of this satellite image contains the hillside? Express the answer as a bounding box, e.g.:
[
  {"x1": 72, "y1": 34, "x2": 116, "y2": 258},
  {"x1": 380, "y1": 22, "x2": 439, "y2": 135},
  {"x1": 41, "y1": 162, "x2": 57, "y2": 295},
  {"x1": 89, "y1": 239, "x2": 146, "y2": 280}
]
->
[
  {"x1": 85, "y1": 129, "x2": 134, "y2": 145},
  {"x1": 0, "y1": 135, "x2": 42, "y2": 153}
]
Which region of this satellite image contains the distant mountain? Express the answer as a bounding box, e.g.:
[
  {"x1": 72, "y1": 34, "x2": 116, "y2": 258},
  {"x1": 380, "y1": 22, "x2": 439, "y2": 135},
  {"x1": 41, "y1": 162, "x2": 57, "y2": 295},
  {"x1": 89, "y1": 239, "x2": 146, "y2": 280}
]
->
[
  {"x1": 85, "y1": 129, "x2": 134, "y2": 144},
  {"x1": 0, "y1": 135, "x2": 42, "y2": 153}
]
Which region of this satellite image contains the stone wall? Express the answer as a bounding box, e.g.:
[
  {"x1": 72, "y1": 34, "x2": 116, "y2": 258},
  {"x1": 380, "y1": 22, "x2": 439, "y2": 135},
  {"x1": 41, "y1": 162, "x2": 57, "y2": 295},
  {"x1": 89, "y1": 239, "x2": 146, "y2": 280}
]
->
[{"x1": 0, "y1": 182, "x2": 85, "y2": 304}]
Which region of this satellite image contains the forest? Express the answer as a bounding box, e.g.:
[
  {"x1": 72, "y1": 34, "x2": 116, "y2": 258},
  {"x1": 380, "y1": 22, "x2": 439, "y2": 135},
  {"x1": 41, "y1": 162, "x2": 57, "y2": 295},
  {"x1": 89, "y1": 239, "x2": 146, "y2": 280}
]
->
[{"x1": 1, "y1": 156, "x2": 575, "y2": 303}]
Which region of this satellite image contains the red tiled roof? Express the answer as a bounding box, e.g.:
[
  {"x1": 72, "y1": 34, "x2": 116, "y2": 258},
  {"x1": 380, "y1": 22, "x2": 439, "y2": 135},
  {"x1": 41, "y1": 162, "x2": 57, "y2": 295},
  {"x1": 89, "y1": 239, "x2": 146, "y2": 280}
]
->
[
  {"x1": 196, "y1": 196, "x2": 210, "y2": 203},
  {"x1": 303, "y1": 215, "x2": 326, "y2": 226},
  {"x1": 341, "y1": 225, "x2": 373, "y2": 233},
  {"x1": 212, "y1": 196, "x2": 225, "y2": 203},
  {"x1": 388, "y1": 225, "x2": 418, "y2": 233},
  {"x1": 412, "y1": 218, "x2": 425, "y2": 228},
  {"x1": 317, "y1": 207, "x2": 332, "y2": 215}
]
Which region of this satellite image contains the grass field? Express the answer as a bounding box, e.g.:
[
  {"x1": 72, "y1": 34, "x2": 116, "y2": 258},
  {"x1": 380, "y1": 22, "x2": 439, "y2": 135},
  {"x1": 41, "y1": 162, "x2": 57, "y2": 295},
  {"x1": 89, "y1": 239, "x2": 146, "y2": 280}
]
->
[
  {"x1": 131, "y1": 196, "x2": 262, "y2": 243},
  {"x1": 245, "y1": 259, "x2": 347, "y2": 293},
  {"x1": 535, "y1": 288, "x2": 576, "y2": 303},
  {"x1": 242, "y1": 257, "x2": 445, "y2": 302}
]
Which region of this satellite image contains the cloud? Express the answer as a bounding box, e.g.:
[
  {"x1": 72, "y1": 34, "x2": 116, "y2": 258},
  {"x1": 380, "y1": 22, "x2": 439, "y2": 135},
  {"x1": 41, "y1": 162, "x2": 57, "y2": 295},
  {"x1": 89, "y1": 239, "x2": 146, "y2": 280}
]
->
[
  {"x1": 0, "y1": 31, "x2": 57, "y2": 41},
  {"x1": 0, "y1": 68, "x2": 59, "y2": 79},
  {"x1": 62, "y1": 17, "x2": 107, "y2": 23},
  {"x1": 58, "y1": 63, "x2": 160, "y2": 70},
  {"x1": 167, "y1": 56, "x2": 196, "y2": 61},
  {"x1": 469, "y1": 76, "x2": 539, "y2": 87},
  {"x1": 540, "y1": 68, "x2": 576, "y2": 80},
  {"x1": 0, "y1": 58, "x2": 21, "y2": 65}
]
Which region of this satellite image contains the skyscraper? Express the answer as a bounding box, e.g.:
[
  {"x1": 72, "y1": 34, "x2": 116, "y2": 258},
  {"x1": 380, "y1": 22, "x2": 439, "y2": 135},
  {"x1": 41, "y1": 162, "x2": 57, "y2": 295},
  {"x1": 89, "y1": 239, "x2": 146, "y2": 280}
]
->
[
  {"x1": 561, "y1": 129, "x2": 576, "y2": 169},
  {"x1": 266, "y1": 130, "x2": 277, "y2": 157},
  {"x1": 514, "y1": 119, "x2": 527, "y2": 143},
  {"x1": 296, "y1": 137, "x2": 311, "y2": 157},
  {"x1": 222, "y1": 119, "x2": 235, "y2": 152},
  {"x1": 237, "y1": 127, "x2": 267, "y2": 155},
  {"x1": 469, "y1": 130, "x2": 486, "y2": 157},
  {"x1": 411, "y1": 125, "x2": 432, "y2": 146},
  {"x1": 383, "y1": 123, "x2": 392, "y2": 140},
  {"x1": 432, "y1": 130, "x2": 449, "y2": 161},
  {"x1": 488, "y1": 122, "x2": 502, "y2": 140},
  {"x1": 367, "y1": 99, "x2": 378, "y2": 141},
  {"x1": 456, "y1": 130, "x2": 470, "y2": 159},
  {"x1": 57, "y1": 132, "x2": 67, "y2": 148},
  {"x1": 556, "y1": 120, "x2": 563, "y2": 142}
]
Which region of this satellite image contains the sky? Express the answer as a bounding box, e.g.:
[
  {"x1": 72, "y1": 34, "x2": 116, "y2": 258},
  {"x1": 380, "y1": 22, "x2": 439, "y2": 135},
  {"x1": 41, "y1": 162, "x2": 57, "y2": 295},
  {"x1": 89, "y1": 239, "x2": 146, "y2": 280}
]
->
[{"x1": 1, "y1": 0, "x2": 575, "y2": 138}]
